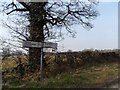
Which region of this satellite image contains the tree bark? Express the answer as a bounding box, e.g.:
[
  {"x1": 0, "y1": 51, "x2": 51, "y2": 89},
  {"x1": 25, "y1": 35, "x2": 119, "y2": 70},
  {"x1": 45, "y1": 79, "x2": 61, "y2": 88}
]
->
[{"x1": 28, "y1": 2, "x2": 47, "y2": 72}]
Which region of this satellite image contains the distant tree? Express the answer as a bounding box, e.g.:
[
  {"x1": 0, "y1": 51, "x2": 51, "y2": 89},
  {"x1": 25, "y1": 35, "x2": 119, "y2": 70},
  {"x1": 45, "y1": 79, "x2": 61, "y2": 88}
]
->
[
  {"x1": 67, "y1": 49, "x2": 72, "y2": 52},
  {"x1": 83, "y1": 48, "x2": 94, "y2": 52},
  {"x1": 1, "y1": 0, "x2": 99, "y2": 73},
  {"x1": 2, "y1": 46, "x2": 11, "y2": 60}
]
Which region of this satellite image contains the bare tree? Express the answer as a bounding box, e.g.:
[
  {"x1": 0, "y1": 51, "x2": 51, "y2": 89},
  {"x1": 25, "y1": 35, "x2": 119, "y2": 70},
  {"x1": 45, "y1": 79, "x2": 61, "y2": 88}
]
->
[
  {"x1": 2, "y1": 45, "x2": 11, "y2": 60},
  {"x1": 1, "y1": 0, "x2": 99, "y2": 72}
]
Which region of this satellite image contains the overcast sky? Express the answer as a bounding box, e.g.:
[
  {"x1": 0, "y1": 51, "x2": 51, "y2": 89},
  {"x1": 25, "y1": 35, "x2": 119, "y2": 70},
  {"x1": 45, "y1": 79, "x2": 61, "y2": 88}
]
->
[{"x1": 0, "y1": 1, "x2": 118, "y2": 52}]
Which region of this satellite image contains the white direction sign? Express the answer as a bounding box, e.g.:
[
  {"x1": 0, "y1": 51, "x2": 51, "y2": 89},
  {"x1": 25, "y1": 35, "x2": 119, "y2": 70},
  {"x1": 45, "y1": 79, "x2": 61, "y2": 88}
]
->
[
  {"x1": 22, "y1": 41, "x2": 40, "y2": 48},
  {"x1": 22, "y1": 41, "x2": 57, "y2": 49},
  {"x1": 43, "y1": 42, "x2": 57, "y2": 49}
]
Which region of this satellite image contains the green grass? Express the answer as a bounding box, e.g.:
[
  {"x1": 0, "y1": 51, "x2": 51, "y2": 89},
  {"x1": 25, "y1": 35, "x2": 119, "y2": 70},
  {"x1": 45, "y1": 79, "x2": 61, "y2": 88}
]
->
[
  {"x1": 1, "y1": 53, "x2": 119, "y2": 88},
  {"x1": 2, "y1": 62, "x2": 118, "y2": 88}
]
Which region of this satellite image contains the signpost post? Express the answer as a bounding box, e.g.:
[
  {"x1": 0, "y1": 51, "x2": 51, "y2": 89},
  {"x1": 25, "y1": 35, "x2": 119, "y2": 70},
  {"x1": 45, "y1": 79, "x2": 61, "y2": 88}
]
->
[
  {"x1": 40, "y1": 42, "x2": 43, "y2": 80},
  {"x1": 22, "y1": 41, "x2": 57, "y2": 80}
]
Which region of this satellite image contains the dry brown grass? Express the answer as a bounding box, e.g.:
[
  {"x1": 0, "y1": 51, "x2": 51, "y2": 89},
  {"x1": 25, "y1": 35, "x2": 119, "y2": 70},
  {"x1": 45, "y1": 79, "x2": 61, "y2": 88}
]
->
[{"x1": 2, "y1": 50, "x2": 120, "y2": 88}]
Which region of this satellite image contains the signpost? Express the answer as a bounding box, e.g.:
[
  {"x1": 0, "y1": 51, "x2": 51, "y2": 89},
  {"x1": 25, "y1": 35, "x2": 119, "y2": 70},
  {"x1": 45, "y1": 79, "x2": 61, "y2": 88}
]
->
[
  {"x1": 22, "y1": 41, "x2": 57, "y2": 80},
  {"x1": 40, "y1": 43, "x2": 43, "y2": 80},
  {"x1": 22, "y1": 41, "x2": 57, "y2": 49}
]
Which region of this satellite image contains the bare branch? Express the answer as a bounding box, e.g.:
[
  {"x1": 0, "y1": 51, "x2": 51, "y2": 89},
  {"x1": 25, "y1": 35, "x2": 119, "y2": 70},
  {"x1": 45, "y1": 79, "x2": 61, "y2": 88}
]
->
[
  {"x1": 16, "y1": 1, "x2": 30, "y2": 10},
  {"x1": 4, "y1": 23, "x2": 28, "y2": 40},
  {"x1": 7, "y1": 8, "x2": 29, "y2": 15}
]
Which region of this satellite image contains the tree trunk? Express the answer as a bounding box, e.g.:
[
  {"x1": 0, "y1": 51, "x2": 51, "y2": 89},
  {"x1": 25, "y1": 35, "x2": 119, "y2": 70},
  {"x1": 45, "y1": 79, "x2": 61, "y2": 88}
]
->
[{"x1": 28, "y1": 2, "x2": 47, "y2": 72}]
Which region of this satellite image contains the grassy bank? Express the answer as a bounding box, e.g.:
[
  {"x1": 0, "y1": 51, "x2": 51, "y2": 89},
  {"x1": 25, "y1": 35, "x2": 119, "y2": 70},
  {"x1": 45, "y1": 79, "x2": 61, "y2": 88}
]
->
[
  {"x1": 2, "y1": 62, "x2": 118, "y2": 88},
  {"x1": 2, "y1": 50, "x2": 119, "y2": 88}
]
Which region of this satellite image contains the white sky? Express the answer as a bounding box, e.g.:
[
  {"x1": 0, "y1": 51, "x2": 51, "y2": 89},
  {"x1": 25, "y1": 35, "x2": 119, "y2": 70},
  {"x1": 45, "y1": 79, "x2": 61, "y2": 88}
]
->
[
  {"x1": 0, "y1": 1, "x2": 118, "y2": 52},
  {"x1": 58, "y1": 2, "x2": 118, "y2": 51}
]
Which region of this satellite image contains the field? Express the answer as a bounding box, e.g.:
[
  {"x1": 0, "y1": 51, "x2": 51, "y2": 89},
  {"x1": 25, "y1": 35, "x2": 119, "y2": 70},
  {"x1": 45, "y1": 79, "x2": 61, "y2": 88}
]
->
[{"x1": 1, "y1": 50, "x2": 120, "y2": 88}]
